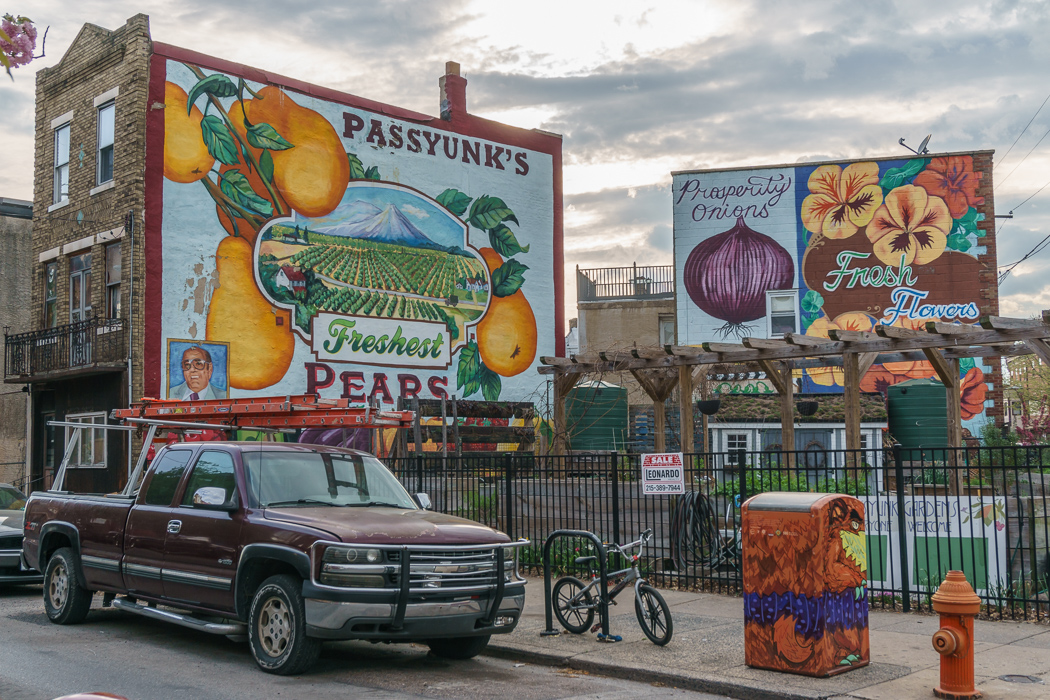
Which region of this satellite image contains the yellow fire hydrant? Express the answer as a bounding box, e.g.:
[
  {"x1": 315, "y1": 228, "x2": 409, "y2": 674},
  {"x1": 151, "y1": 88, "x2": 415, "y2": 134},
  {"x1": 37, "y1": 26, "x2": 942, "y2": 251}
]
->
[{"x1": 930, "y1": 570, "x2": 982, "y2": 700}]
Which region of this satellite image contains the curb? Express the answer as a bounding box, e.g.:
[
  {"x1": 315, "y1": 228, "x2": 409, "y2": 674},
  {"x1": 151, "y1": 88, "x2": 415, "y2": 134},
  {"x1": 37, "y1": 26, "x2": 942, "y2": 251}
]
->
[{"x1": 481, "y1": 644, "x2": 829, "y2": 700}]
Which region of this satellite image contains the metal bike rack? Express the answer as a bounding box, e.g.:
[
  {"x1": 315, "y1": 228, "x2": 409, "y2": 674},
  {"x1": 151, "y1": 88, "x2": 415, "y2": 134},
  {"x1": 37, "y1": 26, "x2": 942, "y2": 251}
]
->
[{"x1": 541, "y1": 529, "x2": 616, "y2": 640}]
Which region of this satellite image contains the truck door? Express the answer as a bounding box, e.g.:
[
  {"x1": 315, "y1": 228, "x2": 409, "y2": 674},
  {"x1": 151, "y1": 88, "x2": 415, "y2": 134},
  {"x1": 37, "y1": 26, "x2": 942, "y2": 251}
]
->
[
  {"x1": 162, "y1": 449, "x2": 242, "y2": 612},
  {"x1": 123, "y1": 448, "x2": 195, "y2": 598}
]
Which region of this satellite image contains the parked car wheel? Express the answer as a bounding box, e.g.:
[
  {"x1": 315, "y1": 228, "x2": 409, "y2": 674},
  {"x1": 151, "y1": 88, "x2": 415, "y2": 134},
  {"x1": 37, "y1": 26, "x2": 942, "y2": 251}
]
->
[
  {"x1": 426, "y1": 634, "x2": 491, "y2": 659},
  {"x1": 43, "y1": 547, "x2": 93, "y2": 625},
  {"x1": 248, "y1": 574, "x2": 321, "y2": 675}
]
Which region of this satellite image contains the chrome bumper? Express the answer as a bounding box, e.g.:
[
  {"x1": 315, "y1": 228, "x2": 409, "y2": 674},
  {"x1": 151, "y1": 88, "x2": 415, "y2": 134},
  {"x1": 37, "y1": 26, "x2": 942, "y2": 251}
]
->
[{"x1": 305, "y1": 591, "x2": 525, "y2": 640}]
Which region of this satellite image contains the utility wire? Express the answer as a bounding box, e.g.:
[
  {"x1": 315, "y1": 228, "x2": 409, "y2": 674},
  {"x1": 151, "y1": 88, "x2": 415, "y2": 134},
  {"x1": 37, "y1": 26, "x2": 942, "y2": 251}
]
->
[
  {"x1": 996, "y1": 89, "x2": 1050, "y2": 170},
  {"x1": 996, "y1": 123, "x2": 1050, "y2": 190},
  {"x1": 998, "y1": 230, "x2": 1050, "y2": 285}
]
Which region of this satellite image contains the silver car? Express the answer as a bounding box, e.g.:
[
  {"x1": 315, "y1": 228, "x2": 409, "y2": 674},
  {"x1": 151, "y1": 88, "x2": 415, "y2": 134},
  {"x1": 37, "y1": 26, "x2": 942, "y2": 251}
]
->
[{"x1": 0, "y1": 483, "x2": 42, "y2": 585}]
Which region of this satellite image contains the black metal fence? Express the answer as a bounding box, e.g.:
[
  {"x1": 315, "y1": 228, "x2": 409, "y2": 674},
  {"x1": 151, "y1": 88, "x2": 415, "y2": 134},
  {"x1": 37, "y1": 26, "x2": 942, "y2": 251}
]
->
[
  {"x1": 388, "y1": 444, "x2": 1050, "y2": 620},
  {"x1": 4, "y1": 317, "x2": 126, "y2": 379},
  {"x1": 576, "y1": 264, "x2": 674, "y2": 301}
]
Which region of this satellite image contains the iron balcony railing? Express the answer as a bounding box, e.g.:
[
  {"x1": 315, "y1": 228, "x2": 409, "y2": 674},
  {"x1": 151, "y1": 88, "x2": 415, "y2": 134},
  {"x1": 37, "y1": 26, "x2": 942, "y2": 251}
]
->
[
  {"x1": 4, "y1": 317, "x2": 126, "y2": 379},
  {"x1": 577, "y1": 264, "x2": 674, "y2": 302}
]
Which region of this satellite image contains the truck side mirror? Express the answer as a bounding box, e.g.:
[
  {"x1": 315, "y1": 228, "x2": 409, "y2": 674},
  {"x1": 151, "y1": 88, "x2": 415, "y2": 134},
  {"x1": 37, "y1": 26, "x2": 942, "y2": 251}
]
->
[
  {"x1": 192, "y1": 486, "x2": 237, "y2": 512},
  {"x1": 414, "y1": 493, "x2": 431, "y2": 510}
]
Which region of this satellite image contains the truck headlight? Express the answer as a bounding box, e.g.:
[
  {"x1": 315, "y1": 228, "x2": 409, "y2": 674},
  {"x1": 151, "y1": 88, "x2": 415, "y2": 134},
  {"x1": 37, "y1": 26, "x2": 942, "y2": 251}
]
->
[
  {"x1": 320, "y1": 546, "x2": 387, "y2": 587},
  {"x1": 323, "y1": 546, "x2": 383, "y2": 564}
]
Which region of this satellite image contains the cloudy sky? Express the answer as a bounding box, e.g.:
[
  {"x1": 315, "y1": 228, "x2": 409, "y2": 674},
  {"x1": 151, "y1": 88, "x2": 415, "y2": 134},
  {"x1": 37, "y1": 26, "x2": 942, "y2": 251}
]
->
[{"x1": 4, "y1": 0, "x2": 1050, "y2": 323}]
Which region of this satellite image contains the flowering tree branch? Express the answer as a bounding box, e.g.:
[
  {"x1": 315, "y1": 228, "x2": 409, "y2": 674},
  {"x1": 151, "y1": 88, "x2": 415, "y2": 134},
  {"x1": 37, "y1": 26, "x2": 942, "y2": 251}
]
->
[{"x1": 0, "y1": 15, "x2": 38, "y2": 80}]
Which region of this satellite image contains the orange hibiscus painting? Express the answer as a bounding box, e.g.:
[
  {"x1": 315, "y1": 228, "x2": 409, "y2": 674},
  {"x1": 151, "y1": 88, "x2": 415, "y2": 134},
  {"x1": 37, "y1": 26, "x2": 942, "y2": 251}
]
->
[
  {"x1": 805, "y1": 312, "x2": 874, "y2": 387},
  {"x1": 960, "y1": 367, "x2": 988, "y2": 420},
  {"x1": 913, "y1": 156, "x2": 984, "y2": 220}
]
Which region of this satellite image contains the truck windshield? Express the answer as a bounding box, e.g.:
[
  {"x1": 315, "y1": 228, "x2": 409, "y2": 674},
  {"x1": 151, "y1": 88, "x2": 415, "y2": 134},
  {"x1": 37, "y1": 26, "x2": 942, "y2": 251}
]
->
[{"x1": 242, "y1": 451, "x2": 417, "y2": 510}]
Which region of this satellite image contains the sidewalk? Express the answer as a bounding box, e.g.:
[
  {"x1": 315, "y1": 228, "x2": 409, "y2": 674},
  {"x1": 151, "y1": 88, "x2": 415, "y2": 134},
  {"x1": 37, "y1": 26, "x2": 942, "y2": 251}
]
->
[{"x1": 484, "y1": 578, "x2": 1050, "y2": 700}]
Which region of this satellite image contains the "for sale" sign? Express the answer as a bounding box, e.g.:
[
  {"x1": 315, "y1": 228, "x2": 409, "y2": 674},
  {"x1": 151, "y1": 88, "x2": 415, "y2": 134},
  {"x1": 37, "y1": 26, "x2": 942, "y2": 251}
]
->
[{"x1": 641, "y1": 452, "x2": 685, "y2": 495}]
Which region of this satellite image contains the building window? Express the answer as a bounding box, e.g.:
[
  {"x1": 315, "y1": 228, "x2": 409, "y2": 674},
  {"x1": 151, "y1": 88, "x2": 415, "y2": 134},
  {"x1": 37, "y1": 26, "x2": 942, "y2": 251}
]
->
[
  {"x1": 766, "y1": 289, "x2": 798, "y2": 337},
  {"x1": 659, "y1": 315, "x2": 675, "y2": 346},
  {"x1": 65, "y1": 412, "x2": 107, "y2": 468},
  {"x1": 69, "y1": 252, "x2": 92, "y2": 322},
  {"x1": 54, "y1": 122, "x2": 70, "y2": 204},
  {"x1": 96, "y1": 101, "x2": 115, "y2": 185},
  {"x1": 44, "y1": 262, "x2": 58, "y2": 328},
  {"x1": 105, "y1": 243, "x2": 121, "y2": 319},
  {"x1": 726, "y1": 432, "x2": 749, "y2": 452}
]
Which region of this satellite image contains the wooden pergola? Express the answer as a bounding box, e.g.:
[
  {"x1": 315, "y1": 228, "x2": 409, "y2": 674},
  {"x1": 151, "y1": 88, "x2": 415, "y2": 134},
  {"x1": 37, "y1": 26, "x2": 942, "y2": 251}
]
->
[{"x1": 540, "y1": 314, "x2": 1050, "y2": 457}]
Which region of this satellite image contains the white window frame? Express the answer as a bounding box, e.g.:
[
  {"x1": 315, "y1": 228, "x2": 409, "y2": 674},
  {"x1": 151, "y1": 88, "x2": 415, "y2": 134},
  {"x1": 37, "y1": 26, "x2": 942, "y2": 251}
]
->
[
  {"x1": 658, "y1": 315, "x2": 675, "y2": 346},
  {"x1": 766, "y1": 289, "x2": 799, "y2": 337},
  {"x1": 724, "y1": 431, "x2": 750, "y2": 453},
  {"x1": 95, "y1": 99, "x2": 115, "y2": 187},
  {"x1": 53, "y1": 120, "x2": 71, "y2": 206},
  {"x1": 64, "y1": 412, "x2": 107, "y2": 469}
]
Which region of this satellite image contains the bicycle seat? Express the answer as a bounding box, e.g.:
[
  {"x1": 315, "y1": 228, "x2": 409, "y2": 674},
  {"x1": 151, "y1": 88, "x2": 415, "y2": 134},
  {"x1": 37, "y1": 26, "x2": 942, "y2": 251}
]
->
[{"x1": 574, "y1": 556, "x2": 597, "y2": 566}]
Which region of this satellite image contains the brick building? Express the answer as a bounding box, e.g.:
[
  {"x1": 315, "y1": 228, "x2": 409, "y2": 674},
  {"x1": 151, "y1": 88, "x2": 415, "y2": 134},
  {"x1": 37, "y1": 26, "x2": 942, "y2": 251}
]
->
[
  {"x1": 0, "y1": 197, "x2": 32, "y2": 487},
  {"x1": 12, "y1": 15, "x2": 563, "y2": 491}
]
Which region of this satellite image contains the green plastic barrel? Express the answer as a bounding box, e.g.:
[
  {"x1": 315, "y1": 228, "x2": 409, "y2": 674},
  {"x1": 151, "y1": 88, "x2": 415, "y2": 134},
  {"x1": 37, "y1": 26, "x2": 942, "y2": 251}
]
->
[
  {"x1": 888, "y1": 377, "x2": 948, "y2": 460},
  {"x1": 566, "y1": 381, "x2": 628, "y2": 452}
]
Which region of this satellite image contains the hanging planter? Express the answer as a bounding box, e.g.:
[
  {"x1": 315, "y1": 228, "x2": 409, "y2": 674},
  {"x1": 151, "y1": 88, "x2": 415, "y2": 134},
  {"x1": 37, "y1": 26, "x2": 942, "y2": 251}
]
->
[
  {"x1": 697, "y1": 398, "x2": 721, "y2": 416},
  {"x1": 796, "y1": 400, "x2": 819, "y2": 417}
]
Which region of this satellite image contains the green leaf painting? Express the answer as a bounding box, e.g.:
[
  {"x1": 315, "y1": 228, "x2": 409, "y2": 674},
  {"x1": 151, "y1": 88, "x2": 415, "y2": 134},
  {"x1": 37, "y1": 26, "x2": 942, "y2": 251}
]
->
[
  {"x1": 200, "y1": 115, "x2": 239, "y2": 166},
  {"x1": 258, "y1": 149, "x2": 274, "y2": 183},
  {"x1": 801, "y1": 290, "x2": 824, "y2": 314},
  {"x1": 346, "y1": 153, "x2": 366, "y2": 179},
  {"x1": 364, "y1": 165, "x2": 381, "y2": 181},
  {"x1": 489, "y1": 223, "x2": 530, "y2": 257},
  {"x1": 946, "y1": 232, "x2": 972, "y2": 252},
  {"x1": 479, "y1": 366, "x2": 502, "y2": 401},
  {"x1": 436, "y1": 188, "x2": 473, "y2": 217},
  {"x1": 879, "y1": 158, "x2": 927, "y2": 191},
  {"x1": 491, "y1": 259, "x2": 528, "y2": 297},
  {"x1": 457, "y1": 340, "x2": 483, "y2": 397},
  {"x1": 186, "y1": 73, "x2": 238, "y2": 113},
  {"x1": 220, "y1": 170, "x2": 274, "y2": 217},
  {"x1": 468, "y1": 195, "x2": 519, "y2": 230},
  {"x1": 952, "y1": 206, "x2": 984, "y2": 238},
  {"x1": 245, "y1": 122, "x2": 293, "y2": 151}
]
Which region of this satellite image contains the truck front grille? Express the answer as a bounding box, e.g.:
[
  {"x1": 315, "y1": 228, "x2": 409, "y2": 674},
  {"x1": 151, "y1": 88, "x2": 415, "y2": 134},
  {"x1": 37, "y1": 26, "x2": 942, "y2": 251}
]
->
[{"x1": 389, "y1": 548, "x2": 501, "y2": 589}]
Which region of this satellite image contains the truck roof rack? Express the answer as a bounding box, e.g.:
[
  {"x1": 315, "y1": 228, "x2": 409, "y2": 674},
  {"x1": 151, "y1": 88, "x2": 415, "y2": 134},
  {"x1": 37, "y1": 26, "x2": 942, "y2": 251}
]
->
[{"x1": 51, "y1": 395, "x2": 415, "y2": 497}]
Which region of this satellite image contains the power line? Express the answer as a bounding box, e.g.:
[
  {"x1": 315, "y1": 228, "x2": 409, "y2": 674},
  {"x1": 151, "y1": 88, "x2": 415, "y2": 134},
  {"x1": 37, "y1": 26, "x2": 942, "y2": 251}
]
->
[
  {"x1": 998, "y1": 230, "x2": 1050, "y2": 285},
  {"x1": 996, "y1": 89, "x2": 1050, "y2": 170},
  {"x1": 1010, "y1": 175, "x2": 1050, "y2": 213},
  {"x1": 996, "y1": 122, "x2": 1050, "y2": 190}
]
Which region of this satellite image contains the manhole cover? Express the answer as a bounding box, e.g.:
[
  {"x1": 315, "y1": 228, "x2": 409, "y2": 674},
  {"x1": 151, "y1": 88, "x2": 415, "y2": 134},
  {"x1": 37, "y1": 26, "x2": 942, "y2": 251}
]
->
[{"x1": 999, "y1": 675, "x2": 1044, "y2": 684}]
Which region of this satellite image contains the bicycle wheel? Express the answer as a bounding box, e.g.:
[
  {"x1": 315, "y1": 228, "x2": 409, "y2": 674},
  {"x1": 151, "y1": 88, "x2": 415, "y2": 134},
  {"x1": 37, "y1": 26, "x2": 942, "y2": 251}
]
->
[
  {"x1": 553, "y1": 576, "x2": 595, "y2": 634},
  {"x1": 634, "y1": 584, "x2": 673, "y2": 646}
]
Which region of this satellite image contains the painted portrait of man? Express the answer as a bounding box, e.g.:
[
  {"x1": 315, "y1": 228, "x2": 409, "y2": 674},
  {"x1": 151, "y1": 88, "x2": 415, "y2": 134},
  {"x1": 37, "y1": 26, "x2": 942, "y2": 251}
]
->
[{"x1": 167, "y1": 340, "x2": 229, "y2": 400}]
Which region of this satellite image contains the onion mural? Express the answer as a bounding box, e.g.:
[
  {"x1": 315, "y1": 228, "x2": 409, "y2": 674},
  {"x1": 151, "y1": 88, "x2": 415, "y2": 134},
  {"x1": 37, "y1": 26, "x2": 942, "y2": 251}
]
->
[{"x1": 682, "y1": 216, "x2": 794, "y2": 337}]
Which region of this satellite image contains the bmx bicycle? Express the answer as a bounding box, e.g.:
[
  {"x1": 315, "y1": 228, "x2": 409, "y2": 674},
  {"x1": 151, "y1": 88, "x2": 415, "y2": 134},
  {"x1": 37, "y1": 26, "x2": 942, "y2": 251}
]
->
[{"x1": 551, "y1": 528, "x2": 673, "y2": 645}]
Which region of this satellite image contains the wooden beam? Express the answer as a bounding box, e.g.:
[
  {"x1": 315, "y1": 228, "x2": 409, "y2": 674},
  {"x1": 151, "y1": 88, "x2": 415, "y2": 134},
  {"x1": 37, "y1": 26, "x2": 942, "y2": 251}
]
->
[
  {"x1": 858, "y1": 352, "x2": 879, "y2": 377},
  {"x1": 551, "y1": 372, "x2": 580, "y2": 456},
  {"x1": 922, "y1": 347, "x2": 955, "y2": 386},
  {"x1": 843, "y1": 352, "x2": 862, "y2": 454},
  {"x1": 679, "y1": 365, "x2": 694, "y2": 453},
  {"x1": 980, "y1": 315, "x2": 1048, "y2": 330},
  {"x1": 828, "y1": 330, "x2": 881, "y2": 342},
  {"x1": 926, "y1": 321, "x2": 980, "y2": 335},
  {"x1": 1023, "y1": 338, "x2": 1050, "y2": 366},
  {"x1": 756, "y1": 360, "x2": 787, "y2": 395},
  {"x1": 540, "y1": 356, "x2": 574, "y2": 367},
  {"x1": 785, "y1": 333, "x2": 836, "y2": 346},
  {"x1": 742, "y1": 337, "x2": 792, "y2": 349}
]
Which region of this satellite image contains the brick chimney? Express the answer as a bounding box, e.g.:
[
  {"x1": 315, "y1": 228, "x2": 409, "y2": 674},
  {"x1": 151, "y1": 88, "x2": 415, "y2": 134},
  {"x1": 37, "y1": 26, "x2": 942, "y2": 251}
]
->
[{"x1": 439, "y1": 61, "x2": 466, "y2": 121}]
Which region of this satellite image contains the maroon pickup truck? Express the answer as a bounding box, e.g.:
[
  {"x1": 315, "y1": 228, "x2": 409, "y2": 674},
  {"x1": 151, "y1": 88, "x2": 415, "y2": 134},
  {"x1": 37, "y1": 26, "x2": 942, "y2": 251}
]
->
[{"x1": 23, "y1": 442, "x2": 526, "y2": 675}]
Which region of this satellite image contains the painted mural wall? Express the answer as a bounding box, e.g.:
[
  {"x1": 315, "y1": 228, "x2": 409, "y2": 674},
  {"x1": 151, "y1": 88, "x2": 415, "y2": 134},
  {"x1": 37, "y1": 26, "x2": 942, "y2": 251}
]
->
[
  {"x1": 672, "y1": 153, "x2": 997, "y2": 429},
  {"x1": 148, "y1": 54, "x2": 560, "y2": 406}
]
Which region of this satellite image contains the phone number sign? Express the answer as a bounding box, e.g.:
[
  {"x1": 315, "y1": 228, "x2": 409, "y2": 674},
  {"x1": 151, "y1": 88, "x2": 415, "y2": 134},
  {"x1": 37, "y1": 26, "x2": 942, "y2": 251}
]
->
[{"x1": 641, "y1": 452, "x2": 685, "y2": 495}]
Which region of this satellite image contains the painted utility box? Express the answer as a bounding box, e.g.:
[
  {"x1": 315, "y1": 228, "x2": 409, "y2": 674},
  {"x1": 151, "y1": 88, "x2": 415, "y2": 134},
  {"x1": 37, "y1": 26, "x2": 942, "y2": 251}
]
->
[{"x1": 742, "y1": 492, "x2": 869, "y2": 677}]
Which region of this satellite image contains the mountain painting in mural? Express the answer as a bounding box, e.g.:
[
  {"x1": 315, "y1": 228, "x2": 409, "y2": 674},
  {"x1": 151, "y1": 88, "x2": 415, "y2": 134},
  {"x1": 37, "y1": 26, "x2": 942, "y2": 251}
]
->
[{"x1": 314, "y1": 201, "x2": 446, "y2": 251}]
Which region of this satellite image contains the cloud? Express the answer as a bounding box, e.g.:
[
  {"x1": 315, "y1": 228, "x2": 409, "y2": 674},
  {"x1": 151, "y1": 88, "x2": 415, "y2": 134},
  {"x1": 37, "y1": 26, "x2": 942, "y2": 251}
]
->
[{"x1": 401, "y1": 204, "x2": 429, "y2": 219}]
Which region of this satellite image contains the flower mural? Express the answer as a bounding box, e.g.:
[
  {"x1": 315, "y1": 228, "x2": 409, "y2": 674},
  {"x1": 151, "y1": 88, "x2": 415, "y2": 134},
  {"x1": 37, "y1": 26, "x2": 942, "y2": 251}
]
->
[
  {"x1": 960, "y1": 367, "x2": 988, "y2": 420},
  {"x1": 801, "y1": 163, "x2": 883, "y2": 240},
  {"x1": 865, "y1": 185, "x2": 951, "y2": 267},
  {"x1": 805, "y1": 312, "x2": 874, "y2": 386},
  {"x1": 913, "y1": 156, "x2": 985, "y2": 220},
  {"x1": 881, "y1": 316, "x2": 937, "y2": 377}
]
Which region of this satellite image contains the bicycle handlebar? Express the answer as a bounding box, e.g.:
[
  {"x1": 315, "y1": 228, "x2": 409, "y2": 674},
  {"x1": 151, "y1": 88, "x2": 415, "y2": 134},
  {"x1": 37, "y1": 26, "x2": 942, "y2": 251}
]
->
[{"x1": 606, "y1": 528, "x2": 653, "y2": 558}]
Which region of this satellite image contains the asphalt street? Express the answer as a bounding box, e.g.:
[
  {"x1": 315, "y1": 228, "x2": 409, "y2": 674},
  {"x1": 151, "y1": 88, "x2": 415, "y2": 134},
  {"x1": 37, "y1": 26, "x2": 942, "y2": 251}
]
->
[{"x1": 0, "y1": 585, "x2": 728, "y2": 700}]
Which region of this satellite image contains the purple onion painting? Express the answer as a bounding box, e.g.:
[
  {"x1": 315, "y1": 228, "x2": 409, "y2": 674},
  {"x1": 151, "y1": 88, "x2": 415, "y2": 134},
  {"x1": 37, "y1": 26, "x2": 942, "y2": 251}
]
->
[{"x1": 682, "y1": 216, "x2": 794, "y2": 338}]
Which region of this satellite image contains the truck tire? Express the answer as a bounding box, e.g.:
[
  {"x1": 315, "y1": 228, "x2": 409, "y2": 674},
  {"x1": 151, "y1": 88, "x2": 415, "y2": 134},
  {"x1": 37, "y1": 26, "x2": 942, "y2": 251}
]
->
[
  {"x1": 426, "y1": 634, "x2": 491, "y2": 660},
  {"x1": 43, "y1": 547, "x2": 93, "y2": 625},
  {"x1": 248, "y1": 574, "x2": 321, "y2": 675}
]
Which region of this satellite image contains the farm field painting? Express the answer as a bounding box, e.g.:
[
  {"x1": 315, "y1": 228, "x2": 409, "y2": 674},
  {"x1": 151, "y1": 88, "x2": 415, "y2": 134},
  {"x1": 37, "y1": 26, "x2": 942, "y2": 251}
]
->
[{"x1": 257, "y1": 182, "x2": 490, "y2": 347}]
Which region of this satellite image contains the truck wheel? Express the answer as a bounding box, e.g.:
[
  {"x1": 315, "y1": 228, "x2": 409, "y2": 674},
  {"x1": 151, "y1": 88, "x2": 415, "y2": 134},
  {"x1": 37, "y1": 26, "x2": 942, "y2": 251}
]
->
[
  {"x1": 426, "y1": 634, "x2": 491, "y2": 660},
  {"x1": 43, "y1": 547, "x2": 93, "y2": 625},
  {"x1": 248, "y1": 574, "x2": 321, "y2": 675}
]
